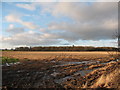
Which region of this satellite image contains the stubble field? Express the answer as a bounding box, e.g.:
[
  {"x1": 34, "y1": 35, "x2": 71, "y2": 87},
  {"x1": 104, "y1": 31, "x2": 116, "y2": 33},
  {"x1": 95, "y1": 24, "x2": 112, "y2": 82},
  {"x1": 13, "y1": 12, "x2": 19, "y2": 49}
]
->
[{"x1": 2, "y1": 51, "x2": 113, "y2": 61}]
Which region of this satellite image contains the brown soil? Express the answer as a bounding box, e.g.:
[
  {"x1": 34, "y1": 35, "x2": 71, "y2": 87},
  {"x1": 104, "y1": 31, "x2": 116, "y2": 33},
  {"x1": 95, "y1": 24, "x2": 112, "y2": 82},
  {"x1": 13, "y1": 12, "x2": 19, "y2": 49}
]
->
[{"x1": 2, "y1": 51, "x2": 120, "y2": 89}]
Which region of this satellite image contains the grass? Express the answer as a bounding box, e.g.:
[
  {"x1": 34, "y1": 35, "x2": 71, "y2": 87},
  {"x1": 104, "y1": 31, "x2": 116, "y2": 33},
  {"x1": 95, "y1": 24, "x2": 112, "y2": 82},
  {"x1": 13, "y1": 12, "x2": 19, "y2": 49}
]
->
[
  {"x1": 82, "y1": 61, "x2": 120, "y2": 88},
  {"x1": 1, "y1": 57, "x2": 19, "y2": 64},
  {"x1": 91, "y1": 67, "x2": 120, "y2": 88}
]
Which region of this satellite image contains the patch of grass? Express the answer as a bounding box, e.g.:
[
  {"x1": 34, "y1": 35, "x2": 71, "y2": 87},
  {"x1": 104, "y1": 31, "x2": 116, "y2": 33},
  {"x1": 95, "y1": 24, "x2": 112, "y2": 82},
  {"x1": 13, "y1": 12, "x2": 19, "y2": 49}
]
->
[
  {"x1": 91, "y1": 67, "x2": 120, "y2": 88},
  {"x1": 0, "y1": 57, "x2": 19, "y2": 64}
]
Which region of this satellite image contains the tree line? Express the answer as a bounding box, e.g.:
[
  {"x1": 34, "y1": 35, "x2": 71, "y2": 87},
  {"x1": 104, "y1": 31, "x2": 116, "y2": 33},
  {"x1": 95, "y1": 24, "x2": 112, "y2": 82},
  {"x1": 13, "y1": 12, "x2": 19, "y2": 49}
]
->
[{"x1": 3, "y1": 46, "x2": 117, "y2": 51}]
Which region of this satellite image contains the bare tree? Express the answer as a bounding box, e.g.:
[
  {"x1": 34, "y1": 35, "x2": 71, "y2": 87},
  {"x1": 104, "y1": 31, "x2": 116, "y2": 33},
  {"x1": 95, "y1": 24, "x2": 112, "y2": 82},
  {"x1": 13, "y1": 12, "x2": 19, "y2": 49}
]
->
[{"x1": 107, "y1": 30, "x2": 120, "y2": 60}]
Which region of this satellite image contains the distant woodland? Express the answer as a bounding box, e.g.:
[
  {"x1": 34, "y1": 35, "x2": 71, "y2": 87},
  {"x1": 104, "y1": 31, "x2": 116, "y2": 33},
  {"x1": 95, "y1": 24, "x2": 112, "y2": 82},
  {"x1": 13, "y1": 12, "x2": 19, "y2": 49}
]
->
[{"x1": 2, "y1": 46, "x2": 118, "y2": 51}]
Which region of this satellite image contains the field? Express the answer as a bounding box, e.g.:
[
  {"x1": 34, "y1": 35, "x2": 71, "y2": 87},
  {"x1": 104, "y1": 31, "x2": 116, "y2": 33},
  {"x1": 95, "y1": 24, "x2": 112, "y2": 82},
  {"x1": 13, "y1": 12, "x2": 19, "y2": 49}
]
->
[
  {"x1": 2, "y1": 51, "x2": 120, "y2": 89},
  {"x1": 2, "y1": 51, "x2": 113, "y2": 61}
]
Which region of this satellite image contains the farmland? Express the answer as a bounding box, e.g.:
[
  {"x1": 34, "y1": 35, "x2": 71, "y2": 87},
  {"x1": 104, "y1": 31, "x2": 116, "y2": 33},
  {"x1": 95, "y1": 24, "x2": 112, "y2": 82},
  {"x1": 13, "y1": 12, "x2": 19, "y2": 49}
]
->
[
  {"x1": 2, "y1": 51, "x2": 114, "y2": 61},
  {"x1": 2, "y1": 51, "x2": 120, "y2": 89}
]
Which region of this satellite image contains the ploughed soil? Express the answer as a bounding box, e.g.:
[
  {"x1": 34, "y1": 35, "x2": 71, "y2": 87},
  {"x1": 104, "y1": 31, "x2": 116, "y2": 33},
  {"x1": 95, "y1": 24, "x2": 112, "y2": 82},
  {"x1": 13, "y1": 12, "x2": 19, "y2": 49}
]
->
[{"x1": 2, "y1": 57, "x2": 120, "y2": 89}]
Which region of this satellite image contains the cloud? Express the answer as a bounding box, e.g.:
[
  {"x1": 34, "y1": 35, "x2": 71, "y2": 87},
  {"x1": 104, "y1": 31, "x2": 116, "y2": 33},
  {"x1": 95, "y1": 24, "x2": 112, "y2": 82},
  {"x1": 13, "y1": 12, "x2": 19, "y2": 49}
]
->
[
  {"x1": 5, "y1": 14, "x2": 21, "y2": 22},
  {"x1": 6, "y1": 24, "x2": 25, "y2": 34},
  {"x1": 16, "y1": 3, "x2": 36, "y2": 11},
  {"x1": 40, "y1": 2, "x2": 117, "y2": 22},
  {"x1": 95, "y1": 0, "x2": 119, "y2": 2},
  {"x1": 5, "y1": 14, "x2": 38, "y2": 29},
  {"x1": 9, "y1": 24, "x2": 14, "y2": 29},
  {"x1": 2, "y1": 2, "x2": 118, "y2": 48},
  {"x1": 2, "y1": 31, "x2": 62, "y2": 46},
  {"x1": 20, "y1": 21, "x2": 38, "y2": 30},
  {"x1": 47, "y1": 19, "x2": 117, "y2": 41},
  {"x1": 39, "y1": 2, "x2": 118, "y2": 41}
]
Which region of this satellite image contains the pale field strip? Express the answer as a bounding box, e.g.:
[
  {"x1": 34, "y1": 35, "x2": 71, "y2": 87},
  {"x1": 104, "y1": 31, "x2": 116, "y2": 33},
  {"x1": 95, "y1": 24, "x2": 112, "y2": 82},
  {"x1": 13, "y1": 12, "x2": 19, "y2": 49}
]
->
[{"x1": 2, "y1": 51, "x2": 117, "y2": 61}]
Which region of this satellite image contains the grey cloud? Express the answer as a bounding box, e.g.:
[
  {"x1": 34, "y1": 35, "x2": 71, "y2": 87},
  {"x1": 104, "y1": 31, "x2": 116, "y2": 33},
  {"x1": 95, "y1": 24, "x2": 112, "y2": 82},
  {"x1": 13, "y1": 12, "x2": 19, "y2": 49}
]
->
[
  {"x1": 41, "y1": 2, "x2": 118, "y2": 41},
  {"x1": 6, "y1": 27, "x2": 25, "y2": 34},
  {"x1": 47, "y1": 19, "x2": 117, "y2": 41},
  {"x1": 40, "y1": 2, "x2": 118, "y2": 22},
  {"x1": 2, "y1": 31, "x2": 62, "y2": 46}
]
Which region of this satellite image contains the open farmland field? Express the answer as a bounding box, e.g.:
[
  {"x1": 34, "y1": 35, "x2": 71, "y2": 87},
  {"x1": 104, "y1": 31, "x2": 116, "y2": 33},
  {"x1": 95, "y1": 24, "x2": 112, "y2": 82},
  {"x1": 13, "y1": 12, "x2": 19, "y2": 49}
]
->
[
  {"x1": 2, "y1": 51, "x2": 116, "y2": 61},
  {"x1": 2, "y1": 1, "x2": 120, "y2": 89},
  {"x1": 2, "y1": 51, "x2": 120, "y2": 89}
]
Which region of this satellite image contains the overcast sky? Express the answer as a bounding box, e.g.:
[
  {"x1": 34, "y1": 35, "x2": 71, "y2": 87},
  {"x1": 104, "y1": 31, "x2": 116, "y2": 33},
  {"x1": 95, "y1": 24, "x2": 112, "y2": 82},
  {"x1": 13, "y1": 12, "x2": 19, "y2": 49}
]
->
[{"x1": 1, "y1": 2, "x2": 118, "y2": 49}]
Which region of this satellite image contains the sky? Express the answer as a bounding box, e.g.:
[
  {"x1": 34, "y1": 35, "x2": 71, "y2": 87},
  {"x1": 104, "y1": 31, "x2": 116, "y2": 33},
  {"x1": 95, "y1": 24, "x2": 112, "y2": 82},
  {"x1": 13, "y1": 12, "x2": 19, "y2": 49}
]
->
[{"x1": 1, "y1": 1, "x2": 118, "y2": 49}]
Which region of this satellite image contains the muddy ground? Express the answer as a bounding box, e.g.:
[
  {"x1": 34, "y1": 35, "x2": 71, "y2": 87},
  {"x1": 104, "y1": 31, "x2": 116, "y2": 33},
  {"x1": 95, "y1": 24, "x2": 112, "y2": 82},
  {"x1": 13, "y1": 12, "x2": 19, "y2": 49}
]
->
[{"x1": 2, "y1": 56, "x2": 120, "y2": 89}]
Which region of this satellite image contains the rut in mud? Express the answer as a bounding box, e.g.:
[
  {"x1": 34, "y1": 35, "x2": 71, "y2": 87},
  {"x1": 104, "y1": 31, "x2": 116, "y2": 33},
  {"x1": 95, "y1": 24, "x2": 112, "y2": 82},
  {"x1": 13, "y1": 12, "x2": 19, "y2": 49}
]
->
[{"x1": 2, "y1": 57, "x2": 120, "y2": 88}]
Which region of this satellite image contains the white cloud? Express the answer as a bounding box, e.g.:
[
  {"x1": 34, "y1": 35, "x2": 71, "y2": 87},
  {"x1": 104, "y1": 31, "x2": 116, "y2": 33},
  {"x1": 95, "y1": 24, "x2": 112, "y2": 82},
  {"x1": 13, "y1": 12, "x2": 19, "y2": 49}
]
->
[
  {"x1": 9, "y1": 24, "x2": 14, "y2": 29},
  {"x1": 2, "y1": 31, "x2": 62, "y2": 47},
  {"x1": 5, "y1": 14, "x2": 21, "y2": 22},
  {"x1": 5, "y1": 14, "x2": 38, "y2": 29},
  {"x1": 7, "y1": 24, "x2": 25, "y2": 34},
  {"x1": 16, "y1": 3, "x2": 36, "y2": 11},
  {"x1": 19, "y1": 21, "x2": 38, "y2": 30}
]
